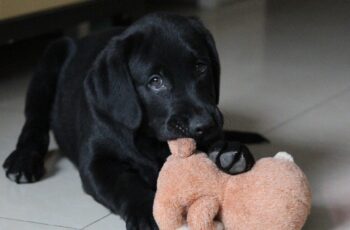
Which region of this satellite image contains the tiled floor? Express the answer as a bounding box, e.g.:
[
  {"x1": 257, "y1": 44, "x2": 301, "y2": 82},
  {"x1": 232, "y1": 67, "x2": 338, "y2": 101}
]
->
[{"x1": 1, "y1": 0, "x2": 350, "y2": 229}]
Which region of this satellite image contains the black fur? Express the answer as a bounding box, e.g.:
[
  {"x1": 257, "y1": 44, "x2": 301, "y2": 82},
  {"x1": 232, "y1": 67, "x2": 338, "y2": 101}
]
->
[{"x1": 3, "y1": 13, "x2": 267, "y2": 229}]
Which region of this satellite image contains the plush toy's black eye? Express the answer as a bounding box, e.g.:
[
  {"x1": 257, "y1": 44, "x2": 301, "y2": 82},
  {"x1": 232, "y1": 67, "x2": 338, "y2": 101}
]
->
[
  {"x1": 195, "y1": 62, "x2": 208, "y2": 74},
  {"x1": 148, "y1": 74, "x2": 165, "y2": 91}
]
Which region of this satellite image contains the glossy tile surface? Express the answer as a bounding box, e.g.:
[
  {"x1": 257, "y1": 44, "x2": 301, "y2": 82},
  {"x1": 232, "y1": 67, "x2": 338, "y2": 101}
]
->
[
  {"x1": 0, "y1": 218, "x2": 75, "y2": 230},
  {"x1": 83, "y1": 215, "x2": 125, "y2": 230},
  {"x1": 1, "y1": 0, "x2": 349, "y2": 229}
]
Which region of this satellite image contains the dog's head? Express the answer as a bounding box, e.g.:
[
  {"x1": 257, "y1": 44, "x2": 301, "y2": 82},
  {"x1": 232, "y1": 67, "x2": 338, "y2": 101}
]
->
[{"x1": 85, "y1": 13, "x2": 223, "y2": 143}]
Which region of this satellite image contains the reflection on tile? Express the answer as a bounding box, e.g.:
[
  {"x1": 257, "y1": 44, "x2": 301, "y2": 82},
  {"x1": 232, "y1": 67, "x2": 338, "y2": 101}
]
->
[
  {"x1": 0, "y1": 109, "x2": 24, "y2": 140},
  {"x1": 0, "y1": 72, "x2": 29, "y2": 108},
  {"x1": 198, "y1": 0, "x2": 350, "y2": 133},
  {"x1": 333, "y1": 221, "x2": 350, "y2": 230}
]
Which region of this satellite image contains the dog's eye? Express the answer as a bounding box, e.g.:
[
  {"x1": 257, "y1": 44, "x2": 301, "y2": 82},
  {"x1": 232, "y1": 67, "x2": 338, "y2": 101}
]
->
[
  {"x1": 148, "y1": 75, "x2": 165, "y2": 91},
  {"x1": 195, "y1": 62, "x2": 208, "y2": 74}
]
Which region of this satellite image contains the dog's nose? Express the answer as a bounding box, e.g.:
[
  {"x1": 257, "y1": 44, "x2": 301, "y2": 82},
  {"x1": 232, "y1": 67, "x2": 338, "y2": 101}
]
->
[{"x1": 189, "y1": 117, "x2": 214, "y2": 137}]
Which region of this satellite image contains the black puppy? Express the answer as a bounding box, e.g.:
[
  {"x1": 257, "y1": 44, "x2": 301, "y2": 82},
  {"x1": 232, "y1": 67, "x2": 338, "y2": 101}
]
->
[{"x1": 3, "y1": 13, "x2": 262, "y2": 229}]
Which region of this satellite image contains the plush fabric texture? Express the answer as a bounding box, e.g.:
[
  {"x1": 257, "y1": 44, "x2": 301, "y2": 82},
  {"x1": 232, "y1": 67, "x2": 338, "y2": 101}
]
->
[{"x1": 153, "y1": 138, "x2": 311, "y2": 230}]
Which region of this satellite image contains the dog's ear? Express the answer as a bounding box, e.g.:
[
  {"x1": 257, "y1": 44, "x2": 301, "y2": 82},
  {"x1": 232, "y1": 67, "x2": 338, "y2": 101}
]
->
[
  {"x1": 188, "y1": 17, "x2": 220, "y2": 105},
  {"x1": 84, "y1": 33, "x2": 142, "y2": 130}
]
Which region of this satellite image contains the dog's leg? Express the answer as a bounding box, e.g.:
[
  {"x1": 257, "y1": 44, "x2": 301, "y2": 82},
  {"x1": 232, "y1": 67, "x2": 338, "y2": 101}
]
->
[
  {"x1": 3, "y1": 38, "x2": 73, "y2": 183},
  {"x1": 81, "y1": 154, "x2": 159, "y2": 230}
]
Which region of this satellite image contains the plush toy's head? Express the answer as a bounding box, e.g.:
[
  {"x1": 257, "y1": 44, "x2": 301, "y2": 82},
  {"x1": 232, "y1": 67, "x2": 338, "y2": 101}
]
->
[
  {"x1": 221, "y1": 152, "x2": 312, "y2": 230},
  {"x1": 167, "y1": 138, "x2": 196, "y2": 158}
]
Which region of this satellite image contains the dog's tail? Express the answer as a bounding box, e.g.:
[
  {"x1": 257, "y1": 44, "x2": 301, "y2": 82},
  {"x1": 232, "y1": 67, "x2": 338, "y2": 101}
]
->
[{"x1": 223, "y1": 130, "x2": 269, "y2": 144}]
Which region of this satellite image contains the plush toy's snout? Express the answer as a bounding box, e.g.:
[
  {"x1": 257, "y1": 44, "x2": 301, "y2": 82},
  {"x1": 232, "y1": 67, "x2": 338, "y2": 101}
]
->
[{"x1": 167, "y1": 138, "x2": 196, "y2": 158}]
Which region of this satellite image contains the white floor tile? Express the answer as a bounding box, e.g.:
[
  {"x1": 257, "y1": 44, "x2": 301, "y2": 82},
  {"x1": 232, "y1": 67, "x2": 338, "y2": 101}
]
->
[
  {"x1": 0, "y1": 218, "x2": 74, "y2": 230},
  {"x1": 0, "y1": 149, "x2": 110, "y2": 229},
  {"x1": 83, "y1": 215, "x2": 125, "y2": 230}
]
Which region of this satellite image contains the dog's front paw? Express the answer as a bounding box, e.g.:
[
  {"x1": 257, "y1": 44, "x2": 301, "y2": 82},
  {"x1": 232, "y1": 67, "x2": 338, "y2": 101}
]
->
[
  {"x1": 126, "y1": 212, "x2": 158, "y2": 230},
  {"x1": 3, "y1": 149, "x2": 45, "y2": 183},
  {"x1": 209, "y1": 141, "x2": 255, "y2": 175},
  {"x1": 126, "y1": 199, "x2": 159, "y2": 230}
]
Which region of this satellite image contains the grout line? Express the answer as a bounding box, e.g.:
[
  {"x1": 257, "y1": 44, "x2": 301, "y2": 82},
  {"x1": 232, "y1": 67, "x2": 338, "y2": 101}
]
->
[
  {"x1": 264, "y1": 84, "x2": 350, "y2": 134},
  {"x1": 80, "y1": 213, "x2": 111, "y2": 230},
  {"x1": 0, "y1": 216, "x2": 78, "y2": 229}
]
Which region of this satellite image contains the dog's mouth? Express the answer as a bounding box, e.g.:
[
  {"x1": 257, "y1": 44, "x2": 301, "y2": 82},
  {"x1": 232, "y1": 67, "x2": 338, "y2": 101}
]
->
[{"x1": 165, "y1": 120, "x2": 220, "y2": 144}]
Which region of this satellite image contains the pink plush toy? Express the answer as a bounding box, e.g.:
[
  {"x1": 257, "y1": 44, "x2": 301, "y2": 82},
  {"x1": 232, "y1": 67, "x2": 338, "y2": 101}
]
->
[{"x1": 153, "y1": 138, "x2": 311, "y2": 230}]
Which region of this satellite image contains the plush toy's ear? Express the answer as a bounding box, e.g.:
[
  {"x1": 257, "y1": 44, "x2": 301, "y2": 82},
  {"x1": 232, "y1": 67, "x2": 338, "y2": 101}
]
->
[
  {"x1": 188, "y1": 17, "x2": 220, "y2": 105},
  {"x1": 84, "y1": 32, "x2": 142, "y2": 130},
  {"x1": 168, "y1": 138, "x2": 196, "y2": 158},
  {"x1": 274, "y1": 152, "x2": 294, "y2": 162}
]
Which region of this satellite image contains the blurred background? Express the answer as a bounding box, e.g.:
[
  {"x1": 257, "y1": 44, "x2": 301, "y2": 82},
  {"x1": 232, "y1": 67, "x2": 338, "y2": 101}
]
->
[{"x1": 1, "y1": 0, "x2": 350, "y2": 229}]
